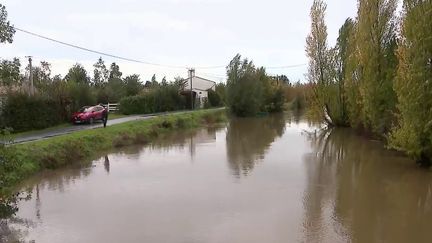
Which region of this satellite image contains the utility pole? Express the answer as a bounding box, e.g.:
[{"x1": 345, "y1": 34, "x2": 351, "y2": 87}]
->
[
  {"x1": 188, "y1": 68, "x2": 195, "y2": 110},
  {"x1": 26, "y1": 56, "x2": 34, "y2": 96}
]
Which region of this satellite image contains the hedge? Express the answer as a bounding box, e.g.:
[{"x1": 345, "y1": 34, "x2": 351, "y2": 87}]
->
[
  {"x1": 120, "y1": 86, "x2": 186, "y2": 115},
  {"x1": 0, "y1": 93, "x2": 64, "y2": 132}
]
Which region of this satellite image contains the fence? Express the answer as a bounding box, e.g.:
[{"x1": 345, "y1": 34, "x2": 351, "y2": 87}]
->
[{"x1": 104, "y1": 103, "x2": 119, "y2": 112}]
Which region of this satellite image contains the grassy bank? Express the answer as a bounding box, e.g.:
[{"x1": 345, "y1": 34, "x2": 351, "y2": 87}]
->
[{"x1": 0, "y1": 109, "x2": 226, "y2": 196}]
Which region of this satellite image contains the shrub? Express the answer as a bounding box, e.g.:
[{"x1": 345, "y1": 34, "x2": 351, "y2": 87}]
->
[
  {"x1": 119, "y1": 85, "x2": 186, "y2": 115},
  {"x1": 208, "y1": 89, "x2": 222, "y2": 107},
  {"x1": 1, "y1": 93, "x2": 64, "y2": 132}
]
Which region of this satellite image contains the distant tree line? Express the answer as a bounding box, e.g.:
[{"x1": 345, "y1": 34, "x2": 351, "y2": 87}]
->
[{"x1": 306, "y1": 0, "x2": 432, "y2": 165}]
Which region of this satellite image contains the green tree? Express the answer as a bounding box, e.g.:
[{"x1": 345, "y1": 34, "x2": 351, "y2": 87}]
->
[
  {"x1": 93, "y1": 57, "x2": 109, "y2": 87},
  {"x1": 0, "y1": 4, "x2": 15, "y2": 44},
  {"x1": 356, "y1": 0, "x2": 398, "y2": 134},
  {"x1": 390, "y1": 0, "x2": 432, "y2": 164},
  {"x1": 124, "y1": 74, "x2": 142, "y2": 96},
  {"x1": 215, "y1": 83, "x2": 226, "y2": 104},
  {"x1": 27, "y1": 61, "x2": 52, "y2": 92},
  {"x1": 106, "y1": 62, "x2": 125, "y2": 102},
  {"x1": 109, "y1": 62, "x2": 122, "y2": 80},
  {"x1": 226, "y1": 54, "x2": 263, "y2": 116},
  {"x1": 0, "y1": 58, "x2": 21, "y2": 86},
  {"x1": 340, "y1": 19, "x2": 364, "y2": 128},
  {"x1": 161, "y1": 76, "x2": 168, "y2": 86},
  {"x1": 65, "y1": 63, "x2": 89, "y2": 84},
  {"x1": 334, "y1": 18, "x2": 355, "y2": 125},
  {"x1": 306, "y1": 0, "x2": 346, "y2": 126},
  {"x1": 208, "y1": 89, "x2": 222, "y2": 107},
  {"x1": 65, "y1": 64, "x2": 94, "y2": 110},
  {"x1": 151, "y1": 74, "x2": 159, "y2": 87},
  {"x1": 174, "y1": 76, "x2": 187, "y2": 90}
]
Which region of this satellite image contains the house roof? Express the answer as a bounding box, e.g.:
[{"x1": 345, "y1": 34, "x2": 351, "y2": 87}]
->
[{"x1": 183, "y1": 76, "x2": 217, "y2": 91}]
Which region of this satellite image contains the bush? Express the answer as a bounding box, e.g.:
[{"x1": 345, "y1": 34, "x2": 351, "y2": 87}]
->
[
  {"x1": 119, "y1": 85, "x2": 186, "y2": 115},
  {"x1": 226, "y1": 54, "x2": 285, "y2": 117},
  {"x1": 208, "y1": 89, "x2": 222, "y2": 107},
  {"x1": 1, "y1": 93, "x2": 64, "y2": 132}
]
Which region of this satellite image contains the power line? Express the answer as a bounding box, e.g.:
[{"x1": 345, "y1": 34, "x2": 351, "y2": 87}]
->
[
  {"x1": 266, "y1": 64, "x2": 307, "y2": 69},
  {"x1": 196, "y1": 72, "x2": 226, "y2": 78},
  {"x1": 14, "y1": 26, "x2": 307, "y2": 71},
  {"x1": 14, "y1": 27, "x2": 224, "y2": 70}
]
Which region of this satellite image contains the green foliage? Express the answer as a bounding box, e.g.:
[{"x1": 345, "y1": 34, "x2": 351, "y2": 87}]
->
[
  {"x1": 306, "y1": 0, "x2": 397, "y2": 131},
  {"x1": 389, "y1": 0, "x2": 432, "y2": 164},
  {"x1": 66, "y1": 81, "x2": 95, "y2": 112},
  {"x1": 124, "y1": 74, "x2": 142, "y2": 97},
  {"x1": 215, "y1": 83, "x2": 226, "y2": 104},
  {"x1": 226, "y1": 54, "x2": 284, "y2": 117},
  {"x1": 93, "y1": 57, "x2": 109, "y2": 87},
  {"x1": 306, "y1": 0, "x2": 348, "y2": 126},
  {"x1": 0, "y1": 56, "x2": 180, "y2": 132},
  {"x1": 305, "y1": 0, "x2": 432, "y2": 164},
  {"x1": 0, "y1": 4, "x2": 15, "y2": 44},
  {"x1": 0, "y1": 93, "x2": 64, "y2": 132},
  {"x1": 0, "y1": 58, "x2": 21, "y2": 86},
  {"x1": 284, "y1": 81, "x2": 311, "y2": 110},
  {"x1": 119, "y1": 83, "x2": 186, "y2": 115},
  {"x1": 207, "y1": 89, "x2": 223, "y2": 107},
  {"x1": 266, "y1": 86, "x2": 285, "y2": 112},
  {"x1": 355, "y1": 0, "x2": 398, "y2": 134},
  {"x1": 65, "y1": 63, "x2": 90, "y2": 84}
]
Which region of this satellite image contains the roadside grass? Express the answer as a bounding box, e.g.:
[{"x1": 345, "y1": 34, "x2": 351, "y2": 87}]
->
[
  {"x1": 10, "y1": 112, "x2": 128, "y2": 139},
  {"x1": 108, "y1": 112, "x2": 128, "y2": 120},
  {"x1": 1, "y1": 109, "x2": 227, "y2": 196},
  {"x1": 11, "y1": 123, "x2": 71, "y2": 138}
]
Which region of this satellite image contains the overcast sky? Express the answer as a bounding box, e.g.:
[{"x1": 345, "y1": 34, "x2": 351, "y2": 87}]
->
[{"x1": 2, "y1": 0, "x2": 358, "y2": 83}]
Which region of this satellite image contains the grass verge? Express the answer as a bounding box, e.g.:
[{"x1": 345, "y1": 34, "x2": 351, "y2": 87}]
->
[{"x1": 0, "y1": 109, "x2": 226, "y2": 197}]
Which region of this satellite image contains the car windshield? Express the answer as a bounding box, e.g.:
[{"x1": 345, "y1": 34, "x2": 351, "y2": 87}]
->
[{"x1": 79, "y1": 106, "x2": 92, "y2": 112}]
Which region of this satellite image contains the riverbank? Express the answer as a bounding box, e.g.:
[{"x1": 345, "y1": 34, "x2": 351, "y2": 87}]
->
[{"x1": 0, "y1": 109, "x2": 227, "y2": 196}]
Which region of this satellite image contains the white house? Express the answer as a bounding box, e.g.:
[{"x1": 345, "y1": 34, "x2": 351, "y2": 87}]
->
[{"x1": 181, "y1": 69, "x2": 216, "y2": 108}]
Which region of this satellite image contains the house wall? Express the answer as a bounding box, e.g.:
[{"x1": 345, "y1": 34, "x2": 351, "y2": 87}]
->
[{"x1": 183, "y1": 76, "x2": 216, "y2": 108}]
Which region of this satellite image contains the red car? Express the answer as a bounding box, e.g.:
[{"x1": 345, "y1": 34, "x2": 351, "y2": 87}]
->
[{"x1": 72, "y1": 105, "x2": 107, "y2": 124}]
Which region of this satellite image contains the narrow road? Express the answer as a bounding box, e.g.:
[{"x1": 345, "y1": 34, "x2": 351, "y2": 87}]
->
[{"x1": 9, "y1": 110, "x2": 194, "y2": 144}]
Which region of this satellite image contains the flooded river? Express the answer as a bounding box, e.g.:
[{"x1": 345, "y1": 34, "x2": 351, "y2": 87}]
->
[{"x1": 2, "y1": 113, "x2": 432, "y2": 243}]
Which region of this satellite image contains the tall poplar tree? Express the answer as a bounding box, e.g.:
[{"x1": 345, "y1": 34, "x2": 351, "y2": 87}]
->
[
  {"x1": 390, "y1": 0, "x2": 432, "y2": 164},
  {"x1": 356, "y1": 0, "x2": 398, "y2": 134},
  {"x1": 306, "y1": 0, "x2": 347, "y2": 126}
]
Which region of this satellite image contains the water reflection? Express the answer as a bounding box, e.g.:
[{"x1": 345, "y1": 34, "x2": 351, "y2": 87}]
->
[
  {"x1": 0, "y1": 192, "x2": 33, "y2": 242},
  {"x1": 146, "y1": 127, "x2": 220, "y2": 158},
  {"x1": 226, "y1": 114, "x2": 286, "y2": 177},
  {"x1": 104, "y1": 155, "x2": 110, "y2": 174},
  {"x1": 303, "y1": 128, "x2": 432, "y2": 243}
]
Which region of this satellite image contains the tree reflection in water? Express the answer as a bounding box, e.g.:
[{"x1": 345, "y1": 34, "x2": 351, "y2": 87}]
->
[
  {"x1": 0, "y1": 191, "x2": 33, "y2": 242},
  {"x1": 303, "y1": 128, "x2": 432, "y2": 243},
  {"x1": 226, "y1": 114, "x2": 286, "y2": 177}
]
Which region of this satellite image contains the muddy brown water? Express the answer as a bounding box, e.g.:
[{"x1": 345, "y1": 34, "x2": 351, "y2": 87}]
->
[{"x1": 2, "y1": 113, "x2": 432, "y2": 243}]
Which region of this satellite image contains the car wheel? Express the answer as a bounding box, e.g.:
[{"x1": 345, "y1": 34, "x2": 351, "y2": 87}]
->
[{"x1": 89, "y1": 118, "x2": 94, "y2": 125}]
